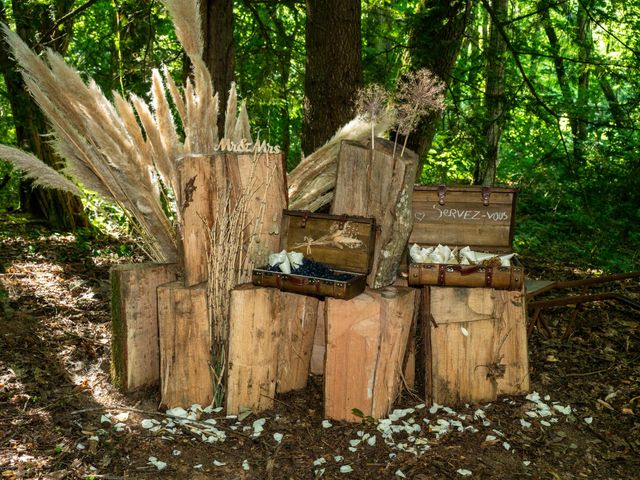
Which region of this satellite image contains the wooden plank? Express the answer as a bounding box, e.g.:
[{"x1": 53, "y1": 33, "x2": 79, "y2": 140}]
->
[
  {"x1": 410, "y1": 185, "x2": 516, "y2": 250},
  {"x1": 110, "y1": 263, "x2": 179, "y2": 392},
  {"x1": 282, "y1": 211, "x2": 375, "y2": 275},
  {"x1": 427, "y1": 287, "x2": 529, "y2": 405},
  {"x1": 180, "y1": 152, "x2": 286, "y2": 286},
  {"x1": 226, "y1": 285, "x2": 281, "y2": 414},
  {"x1": 157, "y1": 281, "x2": 212, "y2": 408},
  {"x1": 331, "y1": 138, "x2": 418, "y2": 288},
  {"x1": 325, "y1": 287, "x2": 416, "y2": 421},
  {"x1": 310, "y1": 300, "x2": 326, "y2": 375},
  {"x1": 277, "y1": 292, "x2": 319, "y2": 393}
]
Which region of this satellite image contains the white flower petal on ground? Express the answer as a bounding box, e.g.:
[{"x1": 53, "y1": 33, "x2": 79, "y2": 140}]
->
[
  {"x1": 334, "y1": 455, "x2": 344, "y2": 462},
  {"x1": 520, "y1": 419, "x2": 532, "y2": 428},
  {"x1": 322, "y1": 420, "x2": 332, "y2": 428},
  {"x1": 242, "y1": 459, "x2": 250, "y2": 471},
  {"x1": 114, "y1": 412, "x2": 129, "y2": 422},
  {"x1": 349, "y1": 439, "x2": 361, "y2": 447},
  {"x1": 212, "y1": 460, "x2": 226, "y2": 466},
  {"x1": 194, "y1": 464, "x2": 203, "y2": 469},
  {"x1": 273, "y1": 432, "x2": 283, "y2": 443},
  {"x1": 252, "y1": 418, "x2": 267, "y2": 436},
  {"x1": 523, "y1": 460, "x2": 531, "y2": 466},
  {"x1": 395, "y1": 469, "x2": 406, "y2": 478},
  {"x1": 76, "y1": 443, "x2": 85, "y2": 450},
  {"x1": 166, "y1": 407, "x2": 188, "y2": 418},
  {"x1": 485, "y1": 435, "x2": 497, "y2": 442},
  {"x1": 584, "y1": 417, "x2": 593, "y2": 424},
  {"x1": 141, "y1": 419, "x2": 157, "y2": 429},
  {"x1": 100, "y1": 415, "x2": 112, "y2": 424},
  {"x1": 148, "y1": 457, "x2": 167, "y2": 471},
  {"x1": 503, "y1": 442, "x2": 511, "y2": 451},
  {"x1": 172, "y1": 449, "x2": 181, "y2": 456},
  {"x1": 554, "y1": 405, "x2": 572, "y2": 415},
  {"x1": 113, "y1": 423, "x2": 126, "y2": 432},
  {"x1": 340, "y1": 465, "x2": 353, "y2": 473},
  {"x1": 460, "y1": 326, "x2": 469, "y2": 337},
  {"x1": 456, "y1": 469, "x2": 472, "y2": 476},
  {"x1": 367, "y1": 435, "x2": 377, "y2": 446},
  {"x1": 540, "y1": 420, "x2": 551, "y2": 427},
  {"x1": 313, "y1": 457, "x2": 327, "y2": 466}
]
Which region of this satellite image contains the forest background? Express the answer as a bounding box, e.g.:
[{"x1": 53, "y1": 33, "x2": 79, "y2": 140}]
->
[{"x1": 0, "y1": 0, "x2": 638, "y2": 273}]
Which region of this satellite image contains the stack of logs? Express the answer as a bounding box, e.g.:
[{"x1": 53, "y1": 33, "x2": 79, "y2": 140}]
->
[{"x1": 111, "y1": 138, "x2": 529, "y2": 422}]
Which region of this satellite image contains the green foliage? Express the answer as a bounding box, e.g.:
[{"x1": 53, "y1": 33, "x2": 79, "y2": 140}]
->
[{"x1": 0, "y1": 0, "x2": 638, "y2": 272}]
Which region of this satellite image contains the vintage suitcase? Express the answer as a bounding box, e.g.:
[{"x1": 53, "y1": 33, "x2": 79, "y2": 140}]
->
[
  {"x1": 252, "y1": 210, "x2": 376, "y2": 299},
  {"x1": 408, "y1": 185, "x2": 524, "y2": 290}
]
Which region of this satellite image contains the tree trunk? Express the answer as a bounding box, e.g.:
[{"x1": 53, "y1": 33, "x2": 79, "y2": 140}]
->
[
  {"x1": 200, "y1": 0, "x2": 235, "y2": 136},
  {"x1": 301, "y1": 0, "x2": 362, "y2": 156},
  {"x1": 407, "y1": 0, "x2": 473, "y2": 178},
  {"x1": 477, "y1": 0, "x2": 508, "y2": 186},
  {"x1": 0, "y1": 1, "x2": 88, "y2": 230}
]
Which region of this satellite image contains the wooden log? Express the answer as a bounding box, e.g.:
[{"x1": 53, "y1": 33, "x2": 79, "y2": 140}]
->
[
  {"x1": 277, "y1": 292, "x2": 319, "y2": 393},
  {"x1": 226, "y1": 286, "x2": 319, "y2": 412},
  {"x1": 110, "y1": 263, "x2": 179, "y2": 392},
  {"x1": 324, "y1": 287, "x2": 416, "y2": 422},
  {"x1": 226, "y1": 285, "x2": 281, "y2": 414},
  {"x1": 424, "y1": 286, "x2": 529, "y2": 406},
  {"x1": 310, "y1": 300, "x2": 326, "y2": 375},
  {"x1": 179, "y1": 152, "x2": 287, "y2": 286},
  {"x1": 331, "y1": 138, "x2": 418, "y2": 289},
  {"x1": 157, "y1": 281, "x2": 212, "y2": 409}
]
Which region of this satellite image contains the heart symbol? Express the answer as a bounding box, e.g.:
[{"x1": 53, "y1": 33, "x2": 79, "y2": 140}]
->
[{"x1": 415, "y1": 212, "x2": 426, "y2": 222}]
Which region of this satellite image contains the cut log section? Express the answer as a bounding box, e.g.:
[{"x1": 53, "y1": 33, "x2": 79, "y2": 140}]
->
[
  {"x1": 110, "y1": 263, "x2": 179, "y2": 392},
  {"x1": 331, "y1": 138, "x2": 418, "y2": 289},
  {"x1": 158, "y1": 281, "x2": 213, "y2": 409},
  {"x1": 310, "y1": 300, "x2": 326, "y2": 375},
  {"x1": 226, "y1": 286, "x2": 320, "y2": 413},
  {"x1": 179, "y1": 152, "x2": 287, "y2": 286},
  {"x1": 324, "y1": 287, "x2": 416, "y2": 422},
  {"x1": 423, "y1": 286, "x2": 530, "y2": 406},
  {"x1": 277, "y1": 292, "x2": 319, "y2": 393}
]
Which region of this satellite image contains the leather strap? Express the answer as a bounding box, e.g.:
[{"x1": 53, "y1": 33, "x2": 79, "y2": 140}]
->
[
  {"x1": 438, "y1": 185, "x2": 447, "y2": 205},
  {"x1": 484, "y1": 267, "x2": 493, "y2": 288},
  {"x1": 437, "y1": 264, "x2": 447, "y2": 285},
  {"x1": 481, "y1": 187, "x2": 491, "y2": 206}
]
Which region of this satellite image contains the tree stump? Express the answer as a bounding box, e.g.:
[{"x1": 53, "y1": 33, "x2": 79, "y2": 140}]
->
[
  {"x1": 324, "y1": 287, "x2": 416, "y2": 422},
  {"x1": 226, "y1": 285, "x2": 319, "y2": 413},
  {"x1": 277, "y1": 292, "x2": 320, "y2": 393},
  {"x1": 157, "y1": 281, "x2": 212, "y2": 408},
  {"x1": 310, "y1": 300, "x2": 326, "y2": 375},
  {"x1": 422, "y1": 286, "x2": 530, "y2": 405},
  {"x1": 331, "y1": 138, "x2": 418, "y2": 289},
  {"x1": 179, "y1": 152, "x2": 287, "y2": 286},
  {"x1": 110, "y1": 263, "x2": 179, "y2": 392}
]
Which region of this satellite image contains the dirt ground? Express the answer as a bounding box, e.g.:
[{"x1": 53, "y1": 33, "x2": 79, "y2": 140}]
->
[{"x1": 0, "y1": 213, "x2": 638, "y2": 480}]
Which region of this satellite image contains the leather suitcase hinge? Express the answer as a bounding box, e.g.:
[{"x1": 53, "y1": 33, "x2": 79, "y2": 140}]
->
[
  {"x1": 438, "y1": 185, "x2": 447, "y2": 205},
  {"x1": 481, "y1": 187, "x2": 491, "y2": 206}
]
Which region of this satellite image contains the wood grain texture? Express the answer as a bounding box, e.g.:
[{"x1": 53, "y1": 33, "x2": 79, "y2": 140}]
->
[
  {"x1": 324, "y1": 287, "x2": 416, "y2": 421},
  {"x1": 110, "y1": 263, "x2": 179, "y2": 392},
  {"x1": 310, "y1": 300, "x2": 326, "y2": 375},
  {"x1": 158, "y1": 281, "x2": 213, "y2": 409},
  {"x1": 277, "y1": 292, "x2": 319, "y2": 393},
  {"x1": 226, "y1": 285, "x2": 280, "y2": 414},
  {"x1": 427, "y1": 286, "x2": 529, "y2": 405},
  {"x1": 179, "y1": 152, "x2": 286, "y2": 286},
  {"x1": 410, "y1": 186, "x2": 516, "y2": 251},
  {"x1": 331, "y1": 138, "x2": 418, "y2": 288}
]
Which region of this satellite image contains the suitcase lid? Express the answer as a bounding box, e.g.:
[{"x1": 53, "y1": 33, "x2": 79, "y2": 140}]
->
[
  {"x1": 281, "y1": 210, "x2": 376, "y2": 274},
  {"x1": 409, "y1": 185, "x2": 517, "y2": 253}
]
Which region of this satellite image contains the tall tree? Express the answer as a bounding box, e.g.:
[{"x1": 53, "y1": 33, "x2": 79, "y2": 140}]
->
[
  {"x1": 301, "y1": 0, "x2": 362, "y2": 155},
  {"x1": 200, "y1": 0, "x2": 235, "y2": 135},
  {"x1": 476, "y1": 0, "x2": 509, "y2": 185},
  {"x1": 0, "y1": 0, "x2": 88, "y2": 230},
  {"x1": 407, "y1": 0, "x2": 473, "y2": 176}
]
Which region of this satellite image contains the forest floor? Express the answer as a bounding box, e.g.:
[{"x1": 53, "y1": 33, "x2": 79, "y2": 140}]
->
[{"x1": 0, "y1": 213, "x2": 638, "y2": 480}]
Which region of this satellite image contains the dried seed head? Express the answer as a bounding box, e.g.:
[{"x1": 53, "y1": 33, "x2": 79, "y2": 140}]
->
[
  {"x1": 395, "y1": 68, "x2": 446, "y2": 136},
  {"x1": 355, "y1": 83, "x2": 392, "y2": 123}
]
